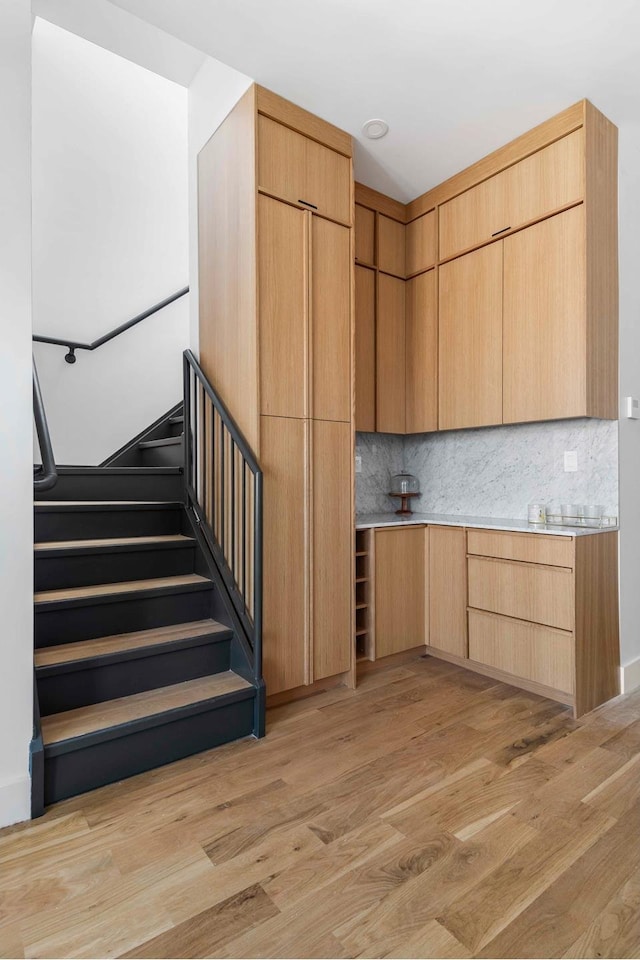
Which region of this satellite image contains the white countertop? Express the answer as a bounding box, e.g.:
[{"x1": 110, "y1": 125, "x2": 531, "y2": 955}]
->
[{"x1": 356, "y1": 511, "x2": 618, "y2": 537}]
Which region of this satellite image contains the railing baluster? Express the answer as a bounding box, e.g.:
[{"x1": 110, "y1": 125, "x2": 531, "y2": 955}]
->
[{"x1": 182, "y1": 350, "x2": 262, "y2": 682}]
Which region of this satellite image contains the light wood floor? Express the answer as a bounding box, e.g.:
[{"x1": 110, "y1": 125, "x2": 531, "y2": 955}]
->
[{"x1": 2, "y1": 655, "x2": 640, "y2": 959}]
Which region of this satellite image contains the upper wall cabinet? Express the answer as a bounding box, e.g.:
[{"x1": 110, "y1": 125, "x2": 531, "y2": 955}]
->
[
  {"x1": 503, "y1": 206, "x2": 586, "y2": 423},
  {"x1": 354, "y1": 99, "x2": 618, "y2": 436},
  {"x1": 439, "y1": 129, "x2": 584, "y2": 261},
  {"x1": 355, "y1": 204, "x2": 375, "y2": 265},
  {"x1": 406, "y1": 210, "x2": 437, "y2": 276},
  {"x1": 378, "y1": 214, "x2": 406, "y2": 277},
  {"x1": 258, "y1": 114, "x2": 351, "y2": 223}
]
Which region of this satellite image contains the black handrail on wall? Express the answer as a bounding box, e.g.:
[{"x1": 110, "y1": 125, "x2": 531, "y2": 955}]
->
[
  {"x1": 33, "y1": 357, "x2": 58, "y2": 491},
  {"x1": 32, "y1": 286, "x2": 189, "y2": 363},
  {"x1": 183, "y1": 350, "x2": 263, "y2": 681}
]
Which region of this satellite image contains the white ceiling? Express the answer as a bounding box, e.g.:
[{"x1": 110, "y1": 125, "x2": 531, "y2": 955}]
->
[{"x1": 106, "y1": 0, "x2": 640, "y2": 201}]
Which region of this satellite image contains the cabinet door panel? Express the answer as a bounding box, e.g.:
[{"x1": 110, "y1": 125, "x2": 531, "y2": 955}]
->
[
  {"x1": 503, "y1": 205, "x2": 586, "y2": 423},
  {"x1": 355, "y1": 266, "x2": 376, "y2": 431},
  {"x1": 258, "y1": 115, "x2": 351, "y2": 223},
  {"x1": 258, "y1": 115, "x2": 307, "y2": 209},
  {"x1": 261, "y1": 416, "x2": 308, "y2": 694},
  {"x1": 355, "y1": 203, "x2": 375, "y2": 265},
  {"x1": 439, "y1": 131, "x2": 583, "y2": 261},
  {"x1": 375, "y1": 527, "x2": 427, "y2": 658},
  {"x1": 429, "y1": 526, "x2": 468, "y2": 657},
  {"x1": 378, "y1": 215, "x2": 406, "y2": 278},
  {"x1": 258, "y1": 195, "x2": 307, "y2": 418},
  {"x1": 406, "y1": 269, "x2": 437, "y2": 433},
  {"x1": 504, "y1": 130, "x2": 584, "y2": 234},
  {"x1": 469, "y1": 609, "x2": 574, "y2": 695},
  {"x1": 312, "y1": 420, "x2": 352, "y2": 679},
  {"x1": 439, "y1": 243, "x2": 503, "y2": 430},
  {"x1": 305, "y1": 136, "x2": 351, "y2": 223},
  {"x1": 439, "y1": 173, "x2": 508, "y2": 261},
  {"x1": 376, "y1": 273, "x2": 406, "y2": 433},
  {"x1": 312, "y1": 216, "x2": 351, "y2": 422},
  {"x1": 468, "y1": 556, "x2": 574, "y2": 631},
  {"x1": 406, "y1": 210, "x2": 437, "y2": 275}
]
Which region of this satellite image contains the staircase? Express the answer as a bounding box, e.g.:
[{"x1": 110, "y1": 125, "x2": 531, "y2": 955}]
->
[
  {"x1": 32, "y1": 464, "x2": 261, "y2": 811},
  {"x1": 102, "y1": 404, "x2": 184, "y2": 468}
]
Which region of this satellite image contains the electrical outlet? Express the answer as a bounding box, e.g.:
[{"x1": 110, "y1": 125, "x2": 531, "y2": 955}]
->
[
  {"x1": 355, "y1": 455, "x2": 362, "y2": 474},
  {"x1": 564, "y1": 451, "x2": 578, "y2": 472}
]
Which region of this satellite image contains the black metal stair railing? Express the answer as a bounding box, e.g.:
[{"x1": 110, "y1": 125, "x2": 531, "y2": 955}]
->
[
  {"x1": 183, "y1": 350, "x2": 263, "y2": 680},
  {"x1": 33, "y1": 357, "x2": 58, "y2": 492}
]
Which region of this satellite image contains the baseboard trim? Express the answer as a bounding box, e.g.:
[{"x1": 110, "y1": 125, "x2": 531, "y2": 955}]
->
[
  {"x1": 621, "y1": 657, "x2": 640, "y2": 694},
  {"x1": 0, "y1": 773, "x2": 31, "y2": 829}
]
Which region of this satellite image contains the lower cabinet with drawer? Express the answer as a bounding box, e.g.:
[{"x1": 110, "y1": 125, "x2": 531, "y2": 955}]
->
[
  {"x1": 360, "y1": 522, "x2": 619, "y2": 718},
  {"x1": 466, "y1": 529, "x2": 619, "y2": 717}
]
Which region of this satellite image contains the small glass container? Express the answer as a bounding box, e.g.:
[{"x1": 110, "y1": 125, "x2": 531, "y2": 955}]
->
[
  {"x1": 583, "y1": 504, "x2": 605, "y2": 527},
  {"x1": 562, "y1": 504, "x2": 584, "y2": 525},
  {"x1": 390, "y1": 474, "x2": 420, "y2": 496},
  {"x1": 546, "y1": 503, "x2": 563, "y2": 525},
  {"x1": 528, "y1": 503, "x2": 546, "y2": 524}
]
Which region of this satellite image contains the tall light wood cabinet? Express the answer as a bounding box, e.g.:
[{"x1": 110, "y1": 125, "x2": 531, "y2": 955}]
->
[
  {"x1": 377, "y1": 273, "x2": 406, "y2": 433},
  {"x1": 199, "y1": 85, "x2": 354, "y2": 698}
]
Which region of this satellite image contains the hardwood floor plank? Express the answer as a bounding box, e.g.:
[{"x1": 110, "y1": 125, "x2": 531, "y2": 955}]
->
[
  {"x1": 391, "y1": 918, "x2": 471, "y2": 959},
  {"x1": 561, "y1": 865, "x2": 640, "y2": 959},
  {"x1": 334, "y1": 812, "x2": 537, "y2": 958},
  {"x1": 477, "y1": 801, "x2": 640, "y2": 959},
  {"x1": 439, "y1": 802, "x2": 616, "y2": 951},
  {"x1": 0, "y1": 656, "x2": 637, "y2": 959},
  {"x1": 120, "y1": 884, "x2": 280, "y2": 959}
]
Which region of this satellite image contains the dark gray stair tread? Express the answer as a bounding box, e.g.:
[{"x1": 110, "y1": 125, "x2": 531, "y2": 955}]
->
[
  {"x1": 41, "y1": 672, "x2": 252, "y2": 745},
  {"x1": 169, "y1": 415, "x2": 184, "y2": 424},
  {"x1": 34, "y1": 619, "x2": 229, "y2": 669},
  {"x1": 34, "y1": 534, "x2": 194, "y2": 553},
  {"x1": 138, "y1": 437, "x2": 183, "y2": 449},
  {"x1": 34, "y1": 574, "x2": 211, "y2": 606}
]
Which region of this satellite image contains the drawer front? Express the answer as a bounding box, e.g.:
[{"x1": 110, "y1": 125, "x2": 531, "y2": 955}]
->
[
  {"x1": 467, "y1": 530, "x2": 574, "y2": 568},
  {"x1": 258, "y1": 115, "x2": 351, "y2": 223},
  {"x1": 468, "y1": 556, "x2": 574, "y2": 630},
  {"x1": 439, "y1": 130, "x2": 584, "y2": 260},
  {"x1": 469, "y1": 609, "x2": 574, "y2": 695}
]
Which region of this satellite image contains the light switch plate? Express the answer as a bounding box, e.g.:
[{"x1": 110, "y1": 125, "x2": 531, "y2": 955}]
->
[
  {"x1": 625, "y1": 396, "x2": 639, "y2": 419},
  {"x1": 355, "y1": 455, "x2": 362, "y2": 474},
  {"x1": 564, "y1": 451, "x2": 578, "y2": 472}
]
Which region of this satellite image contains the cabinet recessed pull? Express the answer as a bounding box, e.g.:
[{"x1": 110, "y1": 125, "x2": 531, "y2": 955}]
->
[
  {"x1": 491, "y1": 226, "x2": 511, "y2": 237},
  {"x1": 298, "y1": 199, "x2": 318, "y2": 209}
]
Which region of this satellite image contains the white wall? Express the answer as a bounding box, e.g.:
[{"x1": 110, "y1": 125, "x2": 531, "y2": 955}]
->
[
  {"x1": 0, "y1": 0, "x2": 34, "y2": 828},
  {"x1": 617, "y1": 122, "x2": 640, "y2": 689},
  {"x1": 187, "y1": 56, "x2": 252, "y2": 354},
  {"x1": 32, "y1": 19, "x2": 189, "y2": 465}
]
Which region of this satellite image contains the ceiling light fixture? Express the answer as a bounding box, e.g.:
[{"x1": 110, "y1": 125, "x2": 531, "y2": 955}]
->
[{"x1": 362, "y1": 118, "x2": 389, "y2": 140}]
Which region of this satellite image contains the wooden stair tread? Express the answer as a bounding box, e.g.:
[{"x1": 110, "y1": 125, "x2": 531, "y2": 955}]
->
[
  {"x1": 35, "y1": 501, "x2": 178, "y2": 506},
  {"x1": 41, "y1": 673, "x2": 252, "y2": 745},
  {"x1": 34, "y1": 574, "x2": 211, "y2": 605},
  {"x1": 34, "y1": 534, "x2": 193, "y2": 551},
  {"x1": 35, "y1": 620, "x2": 228, "y2": 668}
]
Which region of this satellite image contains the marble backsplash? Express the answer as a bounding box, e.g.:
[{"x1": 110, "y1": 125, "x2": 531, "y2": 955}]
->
[{"x1": 356, "y1": 418, "x2": 619, "y2": 520}]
